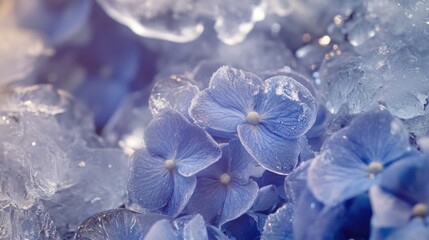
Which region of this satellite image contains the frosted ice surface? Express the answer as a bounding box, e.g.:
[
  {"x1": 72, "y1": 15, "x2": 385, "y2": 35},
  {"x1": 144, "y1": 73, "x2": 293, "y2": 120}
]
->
[
  {"x1": 75, "y1": 209, "x2": 168, "y2": 240},
  {"x1": 42, "y1": 146, "x2": 128, "y2": 235},
  {"x1": 209, "y1": 0, "x2": 267, "y2": 45},
  {"x1": 149, "y1": 75, "x2": 199, "y2": 119},
  {"x1": 0, "y1": 203, "x2": 59, "y2": 240},
  {"x1": 97, "y1": 0, "x2": 204, "y2": 42}
]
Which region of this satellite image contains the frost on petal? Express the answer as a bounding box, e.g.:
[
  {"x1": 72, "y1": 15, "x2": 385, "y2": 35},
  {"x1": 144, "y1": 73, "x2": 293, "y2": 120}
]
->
[
  {"x1": 144, "y1": 109, "x2": 221, "y2": 177},
  {"x1": 308, "y1": 151, "x2": 372, "y2": 206},
  {"x1": 75, "y1": 209, "x2": 169, "y2": 240},
  {"x1": 183, "y1": 215, "x2": 209, "y2": 240},
  {"x1": 257, "y1": 76, "x2": 317, "y2": 138},
  {"x1": 162, "y1": 172, "x2": 196, "y2": 217},
  {"x1": 128, "y1": 149, "x2": 173, "y2": 210},
  {"x1": 261, "y1": 204, "x2": 294, "y2": 240},
  {"x1": 369, "y1": 186, "x2": 413, "y2": 228},
  {"x1": 238, "y1": 124, "x2": 299, "y2": 174},
  {"x1": 189, "y1": 66, "x2": 262, "y2": 137},
  {"x1": 186, "y1": 178, "x2": 227, "y2": 224},
  {"x1": 144, "y1": 219, "x2": 179, "y2": 240},
  {"x1": 219, "y1": 180, "x2": 259, "y2": 225}
]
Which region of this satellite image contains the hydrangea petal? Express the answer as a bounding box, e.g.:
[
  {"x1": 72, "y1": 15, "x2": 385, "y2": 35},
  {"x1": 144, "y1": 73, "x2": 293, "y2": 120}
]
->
[
  {"x1": 144, "y1": 219, "x2": 179, "y2": 240},
  {"x1": 162, "y1": 172, "x2": 196, "y2": 217},
  {"x1": 308, "y1": 109, "x2": 414, "y2": 206},
  {"x1": 186, "y1": 178, "x2": 227, "y2": 224},
  {"x1": 144, "y1": 109, "x2": 221, "y2": 177},
  {"x1": 256, "y1": 76, "x2": 317, "y2": 138},
  {"x1": 325, "y1": 108, "x2": 411, "y2": 165},
  {"x1": 219, "y1": 180, "x2": 259, "y2": 225},
  {"x1": 189, "y1": 66, "x2": 262, "y2": 136},
  {"x1": 238, "y1": 124, "x2": 299, "y2": 174},
  {"x1": 369, "y1": 186, "x2": 413, "y2": 228},
  {"x1": 261, "y1": 204, "x2": 294, "y2": 240},
  {"x1": 387, "y1": 218, "x2": 429, "y2": 240},
  {"x1": 308, "y1": 151, "x2": 371, "y2": 206},
  {"x1": 128, "y1": 149, "x2": 173, "y2": 209},
  {"x1": 183, "y1": 215, "x2": 209, "y2": 240},
  {"x1": 379, "y1": 153, "x2": 429, "y2": 204},
  {"x1": 253, "y1": 185, "x2": 278, "y2": 213},
  {"x1": 228, "y1": 139, "x2": 254, "y2": 184}
]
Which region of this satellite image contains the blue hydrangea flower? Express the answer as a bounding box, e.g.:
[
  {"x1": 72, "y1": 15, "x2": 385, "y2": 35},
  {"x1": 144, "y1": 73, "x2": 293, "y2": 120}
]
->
[
  {"x1": 189, "y1": 66, "x2": 317, "y2": 174},
  {"x1": 128, "y1": 109, "x2": 222, "y2": 216},
  {"x1": 308, "y1": 108, "x2": 414, "y2": 206},
  {"x1": 74, "y1": 209, "x2": 169, "y2": 240},
  {"x1": 369, "y1": 147, "x2": 429, "y2": 240},
  {"x1": 186, "y1": 139, "x2": 259, "y2": 225}
]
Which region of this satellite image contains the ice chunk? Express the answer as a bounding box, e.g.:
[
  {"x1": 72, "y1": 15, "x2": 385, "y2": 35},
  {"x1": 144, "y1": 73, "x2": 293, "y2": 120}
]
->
[
  {"x1": 0, "y1": 203, "x2": 59, "y2": 240},
  {"x1": 149, "y1": 75, "x2": 199, "y2": 119},
  {"x1": 97, "y1": 0, "x2": 204, "y2": 42},
  {"x1": 75, "y1": 209, "x2": 169, "y2": 239},
  {"x1": 42, "y1": 146, "x2": 129, "y2": 235}
]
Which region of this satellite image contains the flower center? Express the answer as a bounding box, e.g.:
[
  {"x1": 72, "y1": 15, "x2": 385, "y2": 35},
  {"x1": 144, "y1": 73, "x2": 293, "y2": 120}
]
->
[
  {"x1": 164, "y1": 159, "x2": 175, "y2": 170},
  {"x1": 412, "y1": 203, "x2": 427, "y2": 218},
  {"x1": 246, "y1": 111, "x2": 260, "y2": 125},
  {"x1": 368, "y1": 161, "x2": 383, "y2": 174},
  {"x1": 219, "y1": 173, "x2": 231, "y2": 185}
]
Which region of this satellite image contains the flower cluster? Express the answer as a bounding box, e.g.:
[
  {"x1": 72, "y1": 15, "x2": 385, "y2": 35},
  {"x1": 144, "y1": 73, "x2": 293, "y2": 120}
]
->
[{"x1": 1, "y1": 0, "x2": 429, "y2": 239}]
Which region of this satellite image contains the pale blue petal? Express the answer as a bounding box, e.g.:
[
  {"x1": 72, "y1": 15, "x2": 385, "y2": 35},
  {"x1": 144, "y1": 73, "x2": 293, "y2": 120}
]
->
[
  {"x1": 128, "y1": 149, "x2": 173, "y2": 210},
  {"x1": 308, "y1": 151, "x2": 372, "y2": 206},
  {"x1": 284, "y1": 160, "x2": 311, "y2": 203},
  {"x1": 189, "y1": 66, "x2": 262, "y2": 136},
  {"x1": 379, "y1": 153, "x2": 429, "y2": 204},
  {"x1": 195, "y1": 143, "x2": 229, "y2": 179},
  {"x1": 256, "y1": 76, "x2": 317, "y2": 138},
  {"x1": 387, "y1": 218, "x2": 429, "y2": 240},
  {"x1": 75, "y1": 209, "x2": 169, "y2": 240},
  {"x1": 253, "y1": 185, "x2": 278, "y2": 213},
  {"x1": 219, "y1": 180, "x2": 259, "y2": 225},
  {"x1": 144, "y1": 219, "x2": 179, "y2": 240},
  {"x1": 330, "y1": 108, "x2": 411, "y2": 165},
  {"x1": 163, "y1": 172, "x2": 196, "y2": 217},
  {"x1": 183, "y1": 215, "x2": 208, "y2": 240},
  {"x1": 261, "y1": 204, "x2": 294, "y2": 240},
  {"x1": 228, "y1": 139, "x2": 254, "y2": 184},
  {"x1": 186, "y1": 178, "x2": 227, "y2": 224},
  {"x1": 144, "y1": 109, "x2": 222, "y2": 177},
  {"x1": 369, "y1": 186, "x2": 412, "y2": 228},
  {"x1": 238, "y1": 124, "x2": 300, "y2": 174}
]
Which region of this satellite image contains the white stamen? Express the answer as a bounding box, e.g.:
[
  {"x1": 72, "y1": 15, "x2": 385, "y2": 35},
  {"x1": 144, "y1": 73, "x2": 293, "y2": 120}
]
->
[
  {"x1": 165, "y1": 159, "x2": 175, "y2": 170},
  {"x1": 246, "y1": 111, "x2": 260, "y2": 125},
  {"x1": 412, "y1": 203, "x2": 427, "y2": 218},
  {"x1": 219, "y1": 173, "x2": 231, "y2": 185}
]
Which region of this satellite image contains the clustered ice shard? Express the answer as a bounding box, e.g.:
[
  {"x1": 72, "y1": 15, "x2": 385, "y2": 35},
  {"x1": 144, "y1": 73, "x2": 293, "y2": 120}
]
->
[{"x1": 0, "y1": 0, "x2": 429, "y2": 239}]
